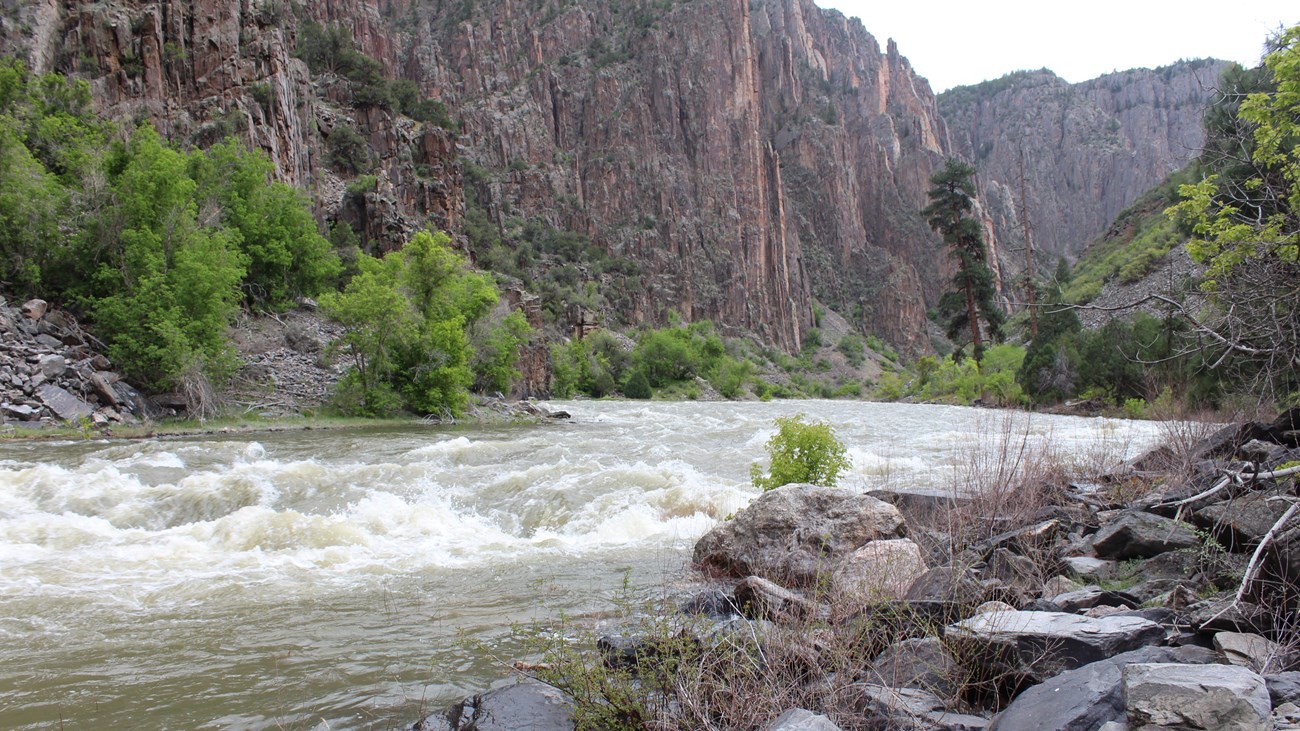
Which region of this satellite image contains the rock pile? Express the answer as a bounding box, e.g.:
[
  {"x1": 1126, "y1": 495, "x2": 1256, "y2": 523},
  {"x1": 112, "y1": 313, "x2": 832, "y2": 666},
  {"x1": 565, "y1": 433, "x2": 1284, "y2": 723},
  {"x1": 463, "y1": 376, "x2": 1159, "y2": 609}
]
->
[
  {"x1": 0, "y1": 298, "x2": 145, "y2": 428},
  {"x1": 410, "y1": 411, "x2": 1300, "y2": 731}
]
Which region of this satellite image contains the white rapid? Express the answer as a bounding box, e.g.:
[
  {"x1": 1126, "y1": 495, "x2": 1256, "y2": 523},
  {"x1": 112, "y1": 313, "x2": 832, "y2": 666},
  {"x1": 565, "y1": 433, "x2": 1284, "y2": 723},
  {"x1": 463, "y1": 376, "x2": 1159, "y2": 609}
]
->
[{"x1": 0, "y1": 401, "x2": 1168, "y2": 729}]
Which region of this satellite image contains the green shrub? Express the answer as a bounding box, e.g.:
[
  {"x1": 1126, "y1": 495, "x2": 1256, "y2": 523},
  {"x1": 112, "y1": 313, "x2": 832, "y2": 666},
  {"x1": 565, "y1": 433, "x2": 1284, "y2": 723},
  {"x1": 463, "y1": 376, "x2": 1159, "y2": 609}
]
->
[
  {"x1": 751, "y1": 414, "x2": 851, "y2": 491},
  {"x1": 623, "y1": 369, "x2": 652, "y2": 399}
]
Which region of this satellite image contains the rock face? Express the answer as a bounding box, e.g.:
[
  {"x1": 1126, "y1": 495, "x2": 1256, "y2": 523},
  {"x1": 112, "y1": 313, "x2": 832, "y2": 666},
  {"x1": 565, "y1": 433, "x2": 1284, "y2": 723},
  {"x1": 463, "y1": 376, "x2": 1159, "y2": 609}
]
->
[
  {"x1": 1123, "y1": 662, "x2": 1271, "y2": 731},
  {"x1": 693, "y1": 484, "x2": 906, "y2": 586},
  {"x1": 940, "y1": 61, "x2": 1228, "y2": 279}
]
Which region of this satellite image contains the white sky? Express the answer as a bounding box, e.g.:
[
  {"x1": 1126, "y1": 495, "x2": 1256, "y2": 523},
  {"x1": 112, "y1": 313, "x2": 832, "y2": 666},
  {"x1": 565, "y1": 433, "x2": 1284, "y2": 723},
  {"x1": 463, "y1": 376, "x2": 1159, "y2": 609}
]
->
[{"x1": 813, "y1": 1, "x2": 1298, "y2": 92}]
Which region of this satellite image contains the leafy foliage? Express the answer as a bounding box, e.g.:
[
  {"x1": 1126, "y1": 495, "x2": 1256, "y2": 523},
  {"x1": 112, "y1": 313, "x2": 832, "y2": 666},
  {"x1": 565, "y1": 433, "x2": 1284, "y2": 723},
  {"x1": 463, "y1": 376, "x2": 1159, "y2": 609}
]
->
[
  {"x1": 751, "y1": 414, "x2": 851, "y2": 490},
  {"x1": 320, "y1": 230, "x2": 502, "y2": 417}
]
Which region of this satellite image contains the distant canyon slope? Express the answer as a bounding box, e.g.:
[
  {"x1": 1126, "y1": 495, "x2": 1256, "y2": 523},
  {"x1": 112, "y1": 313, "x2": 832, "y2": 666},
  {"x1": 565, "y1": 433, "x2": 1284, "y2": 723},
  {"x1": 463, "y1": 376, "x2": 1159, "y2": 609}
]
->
[{"x1": 0, "y1": 0, "x2": 1228, "y2": 353}]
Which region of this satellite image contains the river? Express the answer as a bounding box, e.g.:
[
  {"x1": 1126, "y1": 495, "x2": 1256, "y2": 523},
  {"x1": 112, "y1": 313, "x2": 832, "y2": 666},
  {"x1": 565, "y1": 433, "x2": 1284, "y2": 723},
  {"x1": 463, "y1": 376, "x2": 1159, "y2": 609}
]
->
[{"x1": 0, "y1": 400, "x2": 1169, "y2": 730}]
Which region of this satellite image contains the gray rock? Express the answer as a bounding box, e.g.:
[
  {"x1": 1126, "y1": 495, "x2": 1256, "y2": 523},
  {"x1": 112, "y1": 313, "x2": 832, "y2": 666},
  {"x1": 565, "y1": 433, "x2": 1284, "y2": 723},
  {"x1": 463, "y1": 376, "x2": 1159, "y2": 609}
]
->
[
  {"x1": 734, "y1": 575, "x2": 817, "y2": 622},
  {"x1": 854, "y1": 685, "x2": 987, "y2": 730},
  {"x1": 764, "y1": 708, "x2": 842, "y2": 731},
  {"x1": 412, "y1": 679, "x2": 575, "y2": 731},
  {"x1": 37, "y1": 383, "x2": 94, "y2": 421},
  {"x1": 2, "y1": 402, "x2": 37, "y2": 420},
  {"x1": 37, "y1": 354, "x2": 65, "y2": 379},
  {"x1": 946, "y1": 610, "x2": 1166, "y2": 684},
  {"x1": 1268, "y1": 672, "x2": 1300, "y2": 706},
  {"x1": 869, "y1": 636, "x2": 960, "y2": 698},
  {"x1": 21, "y1": 299, "x2": 46, "y2": 320},
  {"x1": 989, "y1": 646, "x2": 1219, "y2": 731},
  {"x1": 1051, "y1": 586, "x2": 1140, "y2": 613},
  {"x1": 1215, "y1": 631, "x2": 1287, "y2": 672},
  {"x1": 907, "y1": 566, "x2": 988, "y2": 606},
  {"x1": 1196, "y1": 488, "x2": 1294, "y2": 551},
  {"x1": 693, "y1": 485, "x2": 906, "y2": 586},
  {"x1": 1063, "y1": 556, "x2": 1115, "y2": 579},
  {"x1": 831, "y1": 538, "x2": 927, "y2": 604},
  {"x1": 1091, "y1": 511, "x2": 1200, "y2": 560},
  {"x1": 1122, "y1": 662, "x2": 1270, "y2": 730},
  {"x1": 984, "y1": 548, "x2": 1041, "y2": 599}
]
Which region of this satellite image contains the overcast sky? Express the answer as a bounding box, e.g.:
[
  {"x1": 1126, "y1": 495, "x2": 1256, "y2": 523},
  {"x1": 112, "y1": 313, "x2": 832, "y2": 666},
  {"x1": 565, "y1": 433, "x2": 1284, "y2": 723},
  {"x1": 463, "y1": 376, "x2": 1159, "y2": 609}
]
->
[{"x1": 813, "y1": 1, "x2": 1298, "y2": 92}]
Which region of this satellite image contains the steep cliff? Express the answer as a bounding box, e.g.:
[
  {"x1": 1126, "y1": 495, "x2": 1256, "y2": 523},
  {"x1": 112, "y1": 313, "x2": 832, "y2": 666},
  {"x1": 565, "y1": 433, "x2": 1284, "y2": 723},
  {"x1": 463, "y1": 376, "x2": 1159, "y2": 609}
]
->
[
  {"x1": 2, "y1": 0, "x2": 958, "y2": 353},
  {"x1": 939, "y1": 61, "x2": 1227, "y2": 286}
]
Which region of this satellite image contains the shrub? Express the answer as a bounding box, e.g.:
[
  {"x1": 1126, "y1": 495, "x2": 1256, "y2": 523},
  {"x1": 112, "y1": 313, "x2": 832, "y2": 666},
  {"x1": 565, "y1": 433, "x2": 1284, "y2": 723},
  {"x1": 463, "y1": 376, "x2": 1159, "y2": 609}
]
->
[
  {"x1": 751, "y1": 414, "x2": 851, "y2": 491},
  {"x1": 623, "y1": 369, "x2": 652, "y2": 399}
]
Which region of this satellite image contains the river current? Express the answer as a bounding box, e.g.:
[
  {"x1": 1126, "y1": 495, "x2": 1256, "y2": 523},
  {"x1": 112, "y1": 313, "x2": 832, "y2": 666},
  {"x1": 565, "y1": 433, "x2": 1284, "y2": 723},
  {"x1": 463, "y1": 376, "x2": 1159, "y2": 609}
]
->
[{"x1": 0, "y1": 400, "x2": 1169, "y2": 729}]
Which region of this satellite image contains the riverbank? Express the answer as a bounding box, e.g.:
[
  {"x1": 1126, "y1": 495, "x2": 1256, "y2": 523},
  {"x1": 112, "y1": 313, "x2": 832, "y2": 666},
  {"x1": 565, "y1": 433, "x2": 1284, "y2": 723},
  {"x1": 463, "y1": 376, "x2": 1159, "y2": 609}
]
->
[{"x1": 413, "y1": 408, "x2": 1300, "y2": 730}]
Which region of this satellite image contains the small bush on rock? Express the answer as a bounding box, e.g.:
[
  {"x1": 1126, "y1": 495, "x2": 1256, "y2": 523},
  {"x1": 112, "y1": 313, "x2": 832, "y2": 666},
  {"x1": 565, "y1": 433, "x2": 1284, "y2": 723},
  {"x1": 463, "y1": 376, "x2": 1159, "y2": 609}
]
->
[{"x1": 751, "y1": 414, "x2": 851, "y2": 491}]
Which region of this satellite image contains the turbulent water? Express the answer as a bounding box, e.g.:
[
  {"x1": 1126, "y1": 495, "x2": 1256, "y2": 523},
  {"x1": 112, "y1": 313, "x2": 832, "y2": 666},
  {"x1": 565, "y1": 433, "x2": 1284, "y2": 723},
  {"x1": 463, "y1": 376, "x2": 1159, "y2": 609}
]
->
[{"x1": 0, "y1": 400, "x2": 1169, "y2": 730}]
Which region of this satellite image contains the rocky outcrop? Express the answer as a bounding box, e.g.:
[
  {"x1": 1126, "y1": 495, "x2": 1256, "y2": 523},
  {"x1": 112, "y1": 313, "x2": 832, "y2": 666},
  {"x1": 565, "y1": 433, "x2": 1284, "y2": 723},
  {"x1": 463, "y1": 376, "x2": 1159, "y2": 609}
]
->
[
  {"x1": 940, "y1": 61, "x2": 1228, "y2": 285},
  {"x1": 0, "y1": 299, "x2": 146, "y2": 427}
]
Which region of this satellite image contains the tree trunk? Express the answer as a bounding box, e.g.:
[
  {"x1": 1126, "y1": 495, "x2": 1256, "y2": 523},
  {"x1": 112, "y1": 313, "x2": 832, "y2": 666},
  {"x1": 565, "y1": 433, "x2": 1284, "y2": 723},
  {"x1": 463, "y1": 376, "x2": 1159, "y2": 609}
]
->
[{"x1": 963, "y1": 272, "x2": 983, "y2": 361}]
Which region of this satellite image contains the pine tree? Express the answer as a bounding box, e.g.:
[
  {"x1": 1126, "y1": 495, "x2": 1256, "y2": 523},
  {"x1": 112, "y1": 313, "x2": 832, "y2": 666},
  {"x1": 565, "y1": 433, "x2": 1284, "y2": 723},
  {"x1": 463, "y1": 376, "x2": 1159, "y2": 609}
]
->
[{"x1": 921, "y1": 158, "x2": 1005, "y2": 362}]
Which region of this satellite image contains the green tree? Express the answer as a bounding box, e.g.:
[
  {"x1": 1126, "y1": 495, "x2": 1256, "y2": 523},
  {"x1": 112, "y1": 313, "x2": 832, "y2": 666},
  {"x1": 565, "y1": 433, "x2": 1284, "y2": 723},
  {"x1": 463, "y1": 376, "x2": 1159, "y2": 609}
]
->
[
  {"x1": 750, "y1": 414, "x2": 851, "y2": 491},
  {"x1": 189, "y1": 139, "x2": 340, "y2": 308},
  {"x1": 1167, "y1": 26, "x2": 1300, "y2": 394},
  {"x1": 321, "y1": 230, "x2": 499, "y2": 416},
  {"x1": 88, "y1": 126, "x2": 247, "y2": 390},
  {"x1": 922, "y1": 158, "x2": 1005, "y2": 362}
]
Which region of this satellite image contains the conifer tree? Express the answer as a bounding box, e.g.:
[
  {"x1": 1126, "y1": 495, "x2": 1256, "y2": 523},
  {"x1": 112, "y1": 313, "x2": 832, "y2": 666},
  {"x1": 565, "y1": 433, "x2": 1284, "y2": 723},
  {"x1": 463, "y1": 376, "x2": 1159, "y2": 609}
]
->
[{"x1": 921, "y1": 158, "x2": 1005, "y2": 362}]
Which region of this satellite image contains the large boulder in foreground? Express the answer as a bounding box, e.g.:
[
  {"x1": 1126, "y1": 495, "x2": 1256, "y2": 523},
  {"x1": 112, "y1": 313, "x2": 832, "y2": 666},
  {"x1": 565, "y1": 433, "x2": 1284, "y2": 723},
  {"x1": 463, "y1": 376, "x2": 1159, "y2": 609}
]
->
[
  {"x1": 693, "y1": 484, "x2": 906, "y2": 587},
  {"x1": 946, "y1": 610, "x2": 1166, "y2": 684}
]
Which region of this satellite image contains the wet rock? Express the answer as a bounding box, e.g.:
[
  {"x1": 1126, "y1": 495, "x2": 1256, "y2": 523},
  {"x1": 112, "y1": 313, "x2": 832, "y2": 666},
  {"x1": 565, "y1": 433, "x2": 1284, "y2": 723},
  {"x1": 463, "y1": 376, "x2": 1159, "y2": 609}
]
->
[
  {"x1": 1091, "y1": 511, "x2": 1199, "y2": 560},
  {"x1": 693, "y1": 484, "x2": 906, "y2": 587},
  {"x1": 831, "y1": 538, "x2": 927, "y2": 604},
  {"x1": 988, "y1": 646, "x2": 1219, "y2": 731},
  {"x1": 946, "y1": 610, "x2": 1166, "y2": 684},
  {"x1": 412, "y1": 679, "x2": 576, "y2": 731},
  {"x1": 764, "y1": 708, "x2": 841, "y2": 730},
  {"x1": 1122, "y1": 662, "x2": 1270, "y2": 731}
]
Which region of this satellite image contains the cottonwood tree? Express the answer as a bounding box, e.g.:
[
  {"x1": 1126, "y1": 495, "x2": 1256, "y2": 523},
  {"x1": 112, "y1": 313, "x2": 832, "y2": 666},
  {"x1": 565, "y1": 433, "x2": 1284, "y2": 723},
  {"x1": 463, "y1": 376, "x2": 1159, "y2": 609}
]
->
[
  {"x1": 922, "y1": 158, "x2": 1005, "y2": 362},
  {"x1": 1166, "y1": 25, "x2": 1300, "y2": 399}
]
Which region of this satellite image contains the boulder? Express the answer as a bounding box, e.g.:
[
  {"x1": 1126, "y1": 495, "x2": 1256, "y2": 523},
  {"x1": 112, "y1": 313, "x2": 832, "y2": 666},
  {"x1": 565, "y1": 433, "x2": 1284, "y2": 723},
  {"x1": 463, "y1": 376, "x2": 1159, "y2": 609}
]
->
[
  {"x1": 854, "y1": 685, "x2": 987, "y2": 730},
  {"x1": 989, "y1": 645, "x2": 1219, "y2": 731},
  {"x1": 831, "y1": 538, "x2": 927, "y2": 604},
  {"x1": 1051, "y1": 586, "x2": 1141, "y2": 613},
  {"x1": 37, "y1": 354, "x2": 65, "y2": 379},
  {"x1": 1122, "y1": 662, "x2": 1270, "y2": 731},
  {"x1": 38, "y1": 383, "x2": 94, "y2": 421},
  {"x1": 907, "y1": 566, "x2": 991, "y2": 607},
  {"x1": 21, "y1": 298, "x2": 47, "y2": 320},
  {"x1": 734, "y1": 575, "x2": 817, "y2": 623},
  {"x1": 1091, "y1": 511, "x2": 1199, "y2": 560},
  {"x1": 1062, "y1": 556, "x2": 1115, "y2": 579},
  {"x1": 946, "y1": 610, "x2": 1166, "y2": 684},
  {"x1": 869, "y1": 636, "x2": 961, "y2": 698},
  {"x1": 1042, "y1": 575, "x2": 1084, "y2": 598},
  {"x1": 1196, "y1": 489, "x2": 1294, "y2": 551},
  {"x1": 680, "y1": 589, "x2": 741, "y2": 619},
  {"x1": 1215, "y1": 631, "x2": 1288, "y2": 672},
  {"x1": 1267, "y1": 672, "x2": 1300, "y2": 706},
  {"x1": 412, "y1": 679, "x2": 576, "y2": 730},
  {"x1": 763, "y1": 708, "x2": 842, "y2": 731},
  {"x1": 693, "y1": 485, "x2": 906, "y2": 586}
]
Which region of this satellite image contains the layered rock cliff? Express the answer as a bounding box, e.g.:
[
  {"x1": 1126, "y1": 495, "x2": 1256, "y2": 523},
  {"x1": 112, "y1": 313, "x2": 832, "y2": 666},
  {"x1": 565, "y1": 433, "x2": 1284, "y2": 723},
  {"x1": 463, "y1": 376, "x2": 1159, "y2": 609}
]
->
[
  {"x1": 0, "y1": 1, "x2": 1230, "y2": 356},
  {"x1": 3, "y1": 0, "x2": 957, "y2": 353},
  {"x1": 939, "y1": 61, "x2": 1228, "y2": 285}
]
